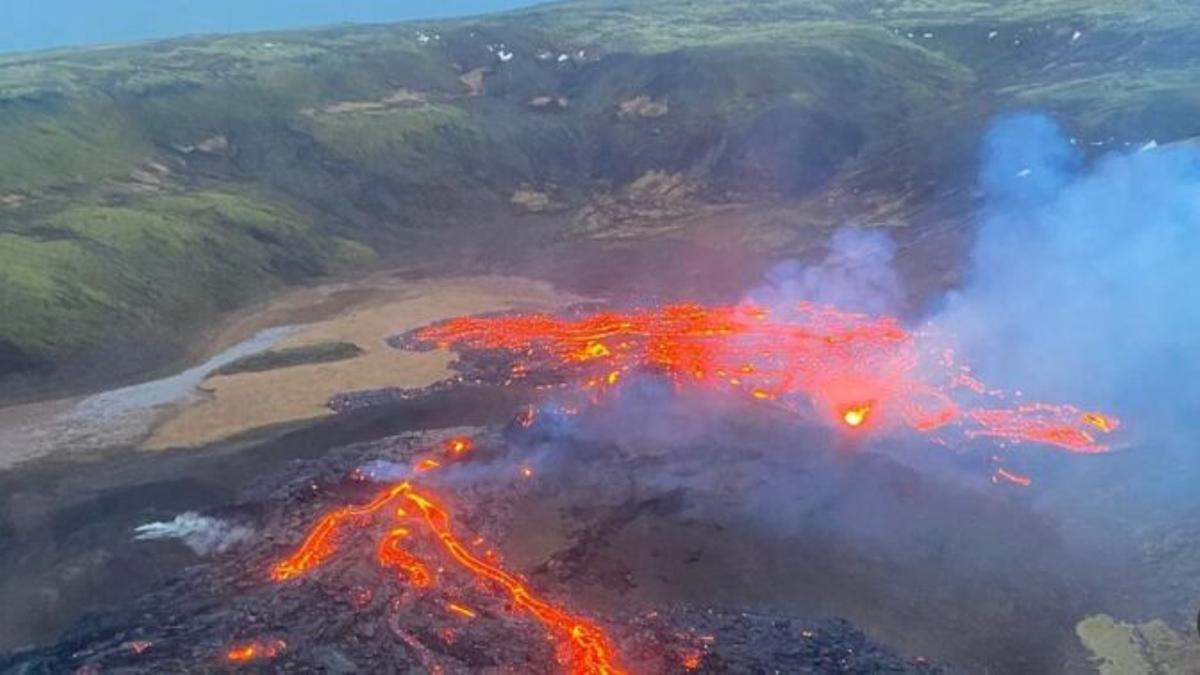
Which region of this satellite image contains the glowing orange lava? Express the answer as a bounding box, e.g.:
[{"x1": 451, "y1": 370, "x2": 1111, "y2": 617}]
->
[
  {"x1": 446, "y1": 602, "x2": 477, "y2": 619},
  {"x1": 225, "y1": 638, "x2": 286, "y2": 664},
  {"x1": 270, "y1": 483, "x2": 409, "y2": 582},
  {"x1": 414, "y1": 302, "x2": 1119, "y2": 455},
  {"x1": 993, "y1": 467, "x2": 1033, "y2": 488},
  {"x1": 445, "y1": 437, "x2": 475, "y2": 456},
  {"x1": 842, "y1": 404, "x2": 872, "y2": 428},
  {"x1": 268, "y1": 439, "x2": 625, "y2": 675},
  {"x1": 252, "y1": 302, "x2": 1124, "y2": 671}
]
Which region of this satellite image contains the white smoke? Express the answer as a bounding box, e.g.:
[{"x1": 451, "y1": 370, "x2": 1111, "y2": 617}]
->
[
  {"x1": 747, "y1": 227, "x2": 902, "y2": 316},
  {"x1": 933, "y1": 112, "x2": 1200, "y2": 427},
  {"x1": 133, "y1": 512, "x2": 253, "y2": 555}
]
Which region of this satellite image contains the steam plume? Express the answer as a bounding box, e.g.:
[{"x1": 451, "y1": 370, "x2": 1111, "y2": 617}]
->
[
  {"x1": 933, "y1": 112, "x2": 1200, "y2": 427},
  {"x1": 134, "y1": 512, "x2": 253, "y2": 555}
]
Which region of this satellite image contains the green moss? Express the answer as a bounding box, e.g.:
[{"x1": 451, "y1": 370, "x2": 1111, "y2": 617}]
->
[
  {"x1": 209, "y1": 341, "x2": 364, "y2": 377},
  {"x1": 1, "y1": 0, "x2": 1199, "y2": 380},
  {"x1": 1002, "y1": 68, "x2": 1200, "y2": 139},
  {"x1": 0, "y1": 99, "x2": 150, "y2": 195},
  {"x1": 299, "y1": 104, "x2": 483, "y2": 181},
  {"x1": 0, "y1": 189, "x2": 357, "y2": 357}
]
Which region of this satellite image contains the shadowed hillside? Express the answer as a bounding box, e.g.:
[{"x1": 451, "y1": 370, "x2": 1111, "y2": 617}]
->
[{"x1": 1, "y1": 0, "x2": 1198, "y2": 394}]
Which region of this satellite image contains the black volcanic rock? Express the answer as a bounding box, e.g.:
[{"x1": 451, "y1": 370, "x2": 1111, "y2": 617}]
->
[{"x1": 0, "y1": 425, "x2": 945, "y2": 674}]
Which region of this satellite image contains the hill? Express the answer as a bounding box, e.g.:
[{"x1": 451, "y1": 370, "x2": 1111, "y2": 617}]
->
[{"x1": 1, "y1": 0, "x2": 1198, "y2": 393}]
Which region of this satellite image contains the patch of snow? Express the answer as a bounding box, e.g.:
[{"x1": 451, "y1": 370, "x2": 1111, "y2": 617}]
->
[
  {"x1": 498, "y1": 49, "x2": 514, "y2": 62},
  {"x1": 923, "y1": 32, "x2": 934, "y2": 39},
  {"x1": 1071, "y1": 30, "x2": 1083, "y2": 42},
  {"x1": 1140, "y1": 140, "x2": 1159, "y2": 152},
  {"x1": 557, "y1": 53, "x2": 570, "y2": 63},
  {"x1": 988, "y1": 30, "x2": 999, "y2": 40},
  {"x1": 1016, "y1": 168, "x2": 1032, "y2": 178}
]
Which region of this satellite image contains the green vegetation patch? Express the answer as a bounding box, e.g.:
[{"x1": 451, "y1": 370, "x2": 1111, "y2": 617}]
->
[
  {"x1": 209, "y1": 341, "x2": 364, "y2": 377},
  {"x1": 298, "y1": 104, "x2": 483, "y2": 182},
  {"x1": 0, "y1": 188, "x2": 373, "y2": 358},
  {"x1": 2, "y1": 0, "x2": 1200, "y2": 385}
]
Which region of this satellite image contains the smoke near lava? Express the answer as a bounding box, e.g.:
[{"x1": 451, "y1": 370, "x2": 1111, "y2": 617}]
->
[
  {"x1": 133, "y1": 512, "x2": 253, "y2": 555},
  {"x1": 935, "y1": 112, "x2": 1200, "y2": 430},
  {"x1": 233, "y1": 112, "x2": 1200, "y2": 674}
]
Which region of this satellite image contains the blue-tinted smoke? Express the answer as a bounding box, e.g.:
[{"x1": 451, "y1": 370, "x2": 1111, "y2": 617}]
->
[
  {"x1": 749, "y1": 227, "x2": 902, "y2": 316},
  {"x1": 934, "y1": 113, "x2": 1200, "y2": 427}
]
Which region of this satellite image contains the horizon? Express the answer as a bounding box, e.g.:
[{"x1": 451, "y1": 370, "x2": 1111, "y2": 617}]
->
[{"x1": 0, "y1": 0, "x2": 544, "y2": 55}]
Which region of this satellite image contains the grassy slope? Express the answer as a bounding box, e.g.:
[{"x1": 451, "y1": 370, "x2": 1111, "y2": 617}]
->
[{"x1": 0, "y1": 0, "x2": 1198, "y2": 386}]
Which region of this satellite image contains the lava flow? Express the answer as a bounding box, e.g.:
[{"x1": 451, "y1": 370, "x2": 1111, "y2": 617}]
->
[
  {"x1": 411, "y1": 302, "x2": 1119, "y2": 454},
  {"x1": 225, "y1": 638, "x2": 286, "y2": 664},
  {"x1": 250, "y1": 301, "x2": 1121, "y2": 671},
  {"x1": 265, "y1": 437, "x2": 624, "y2": 675}
]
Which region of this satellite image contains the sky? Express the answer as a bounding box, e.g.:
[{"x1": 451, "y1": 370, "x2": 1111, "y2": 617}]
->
[{"x1": 0, "y1": 0, "x2": 545, "y2": 54}]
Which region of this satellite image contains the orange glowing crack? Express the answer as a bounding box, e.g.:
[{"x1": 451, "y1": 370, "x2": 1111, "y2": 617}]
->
[
  {"x1": 226, "y1": 638, "x2": 286, "y2": 664},
  {"x1": 377, "y1": 527, "x2": 432, "y2": 588},
  {"x1": 268, "y1": 440, "x2": 625, "y2": 675},
  {"x1": 404, "y1": 489, "x2": 624, "y2": 675},
  {"x1": 967, "y1": 405, "x2": 1112, "y2": 454},
  {"x1": 447, "y1": 602, "x2": 478, "y2": 619},
  {"x1": 1082, "y1": 412, "x2": 1119, "y2": 433},
  {"x1": 993, "y1": 467, "x2": 1033, "y2": 487},
  {"x1": 680, "y1": 648, "x2": 703, "y2": 670},
  {"x1": 270, "y1": 483, "x2": 409, "y2": 582}
]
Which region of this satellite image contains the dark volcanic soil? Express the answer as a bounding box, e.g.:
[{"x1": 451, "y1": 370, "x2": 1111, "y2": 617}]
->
[
  {"x1": 0, "y1": 361, "x2": 1113, "y2": 674},
  {"x1": 0, "y1": 421, "x2": 945, "y2": 675}
]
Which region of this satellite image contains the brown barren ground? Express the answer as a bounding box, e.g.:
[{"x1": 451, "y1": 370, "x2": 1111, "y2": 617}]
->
[{"x1": 142, "y1": 275, "x2": 582, "y2": 449}]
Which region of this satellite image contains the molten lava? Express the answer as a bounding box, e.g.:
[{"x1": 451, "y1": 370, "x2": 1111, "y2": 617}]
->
[
  {"x1": 842, "y1": 404, "x2": 872, "y2": 428},
  {"x1": 413, "y1": 302, "x2": 1119, "y2": 454},
  {"x1": 249, "y1": 301, "x2": 1124, "y2": 671},
  {"x1": 266, "y1": 439, "x2": 624, "y2": 675},
  {"x1": 225, "y1": 638, "x2": 286, "y2": 664}
]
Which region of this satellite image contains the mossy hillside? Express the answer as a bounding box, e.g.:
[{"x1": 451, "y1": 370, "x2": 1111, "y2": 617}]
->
[
  {"x1": 2, "y1": 0, "x2": 1200, "y2": 386},
  {"x1": 299, "y1": 104, "x2": 483, "y2": 183},
  {"x1": 0, "y1": 97, "x2": 151, "y2": 197},
  {"x1": 0, "y1": 189, "x2": 369, "y2": 363}
]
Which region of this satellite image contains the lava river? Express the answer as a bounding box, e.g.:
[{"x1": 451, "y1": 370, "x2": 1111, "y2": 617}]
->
[{"x1": 261, "y1": 436, "x2": 626, "y2": 674}]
